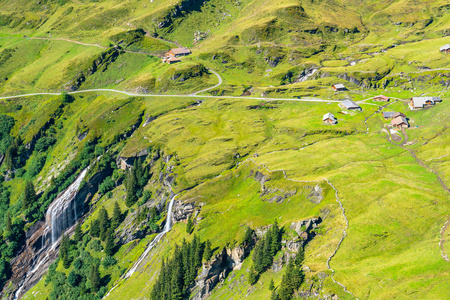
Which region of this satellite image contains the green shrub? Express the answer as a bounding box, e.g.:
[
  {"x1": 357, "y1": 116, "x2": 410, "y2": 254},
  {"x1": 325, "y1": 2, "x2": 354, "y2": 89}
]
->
[{"x1": 88, "y1": 239, "x2": 103, "y2": 252}]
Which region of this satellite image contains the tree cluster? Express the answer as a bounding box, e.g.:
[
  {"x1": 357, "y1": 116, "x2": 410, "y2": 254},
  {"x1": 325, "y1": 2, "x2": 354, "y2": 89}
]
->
[
  {"x1": 90, "y1": 205, "x2": 121, "y2": 249},
  {"x1": 249, "y1": 221, "x2": 282, "y2": 285},
  {"x1": 47, "y1": 248, "x2": 107, "y2": 299},
  {"x1": 272, "y1": 247, "x2": 305, "y2": 300},
  {"x1": 125, "y1": 158, "x2": 150, "y2": 207},
  {"x1": 150, "y1": 235, "x2": 210, "y2": 300}
]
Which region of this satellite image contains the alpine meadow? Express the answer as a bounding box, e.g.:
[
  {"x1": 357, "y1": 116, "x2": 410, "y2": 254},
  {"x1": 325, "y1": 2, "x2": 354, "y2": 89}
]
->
[{"x1": 0, "y1": 0, "x2": 449, "y2": 300}]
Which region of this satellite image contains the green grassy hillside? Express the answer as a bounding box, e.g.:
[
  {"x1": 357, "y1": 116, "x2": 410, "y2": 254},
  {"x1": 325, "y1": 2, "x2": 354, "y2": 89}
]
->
[{"x1": 0, "y1": 0, "x2": 449, "y2": 300}]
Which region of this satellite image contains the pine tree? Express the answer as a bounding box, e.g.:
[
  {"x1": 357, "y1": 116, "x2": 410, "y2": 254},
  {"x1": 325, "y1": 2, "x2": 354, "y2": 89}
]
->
[
  {"x1": 193, "y1": 235, "x2": 203, "y2": 268},
  {"x1": 262, "y1": 235, "x2": 273, "y2": 269},
  {"x1": 203, "y1": 240, "x2": 212, "y2": 261},
  {"x1": 60, "y1": 234, "x2": 71, "y2": 269},
  {"x1": 295, "y1": 246, "x2": 304, "y2": 267},
  {"x1": 186, "y1": 215, "x2": 194, "y2": 234},
  {"x1": 278, "y1": 260, "x2": 302, "y2": 300},
  {"x1": 125, "y1": 170, "x2": 138, "y2": 207},
  {"x1": 5, "y1": 212, "x2": 11, "y2": 233},
  {"x1": 74, "y1": 222, "x2": 83, "y2": 242},
  {"x1": 99, "y1": 207, "x2": 110, "y2": 241},
  {"x1": 248, "y1": 265, "x2": 259, "y2": 285},
  {"x1": 111, "y1": 201, "x2": 121, "y2": 229},
  {"x1": 244, "y1": 226, "x2": 253, "y2": 245},
  {"x1": 22, "y1": 181, "x2": 36, "y2": 210},
  {"x1": 90, "y1": 263, "x2": 100, "y2": 292},
  {"x1": 90, "y1": 219, "x2": 100, "y2": 238},
  {"x1": 269, "y1": 278, "x2": 275, "y2": 291},
  {"x1": 170, "y1": 265, "x2": 183, "y2": 300},
  {"x1": 270, "y1": 221, "x2": 280, "y2": 256},
  {"x1": 105, "y1": 230, "x2": 115, "y2": 257},
  {"x1": 271, "y1": 290, "x2": 280, "y2": 300}
]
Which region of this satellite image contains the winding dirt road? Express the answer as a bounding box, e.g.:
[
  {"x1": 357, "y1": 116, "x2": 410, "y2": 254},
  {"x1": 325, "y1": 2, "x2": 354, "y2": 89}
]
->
[{"x1": 0, "y1": 88, "x2": 341, "y2": 103}]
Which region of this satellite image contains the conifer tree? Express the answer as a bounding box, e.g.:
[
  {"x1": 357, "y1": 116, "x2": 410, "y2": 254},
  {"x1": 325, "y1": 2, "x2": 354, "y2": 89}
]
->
[
  {"x1": 125, "y1": 170, "x2": 138, "y2": 207},
  {"x1": 99, "y1": 207, "x2": 110, "y2": 241},
  {"x1": 105, "y1": 230, "x2": 115, "y2": 257},
  {"x1": 186, "y1": 215, "x2": 194, "y2": 234},
  {"x1": 271, "y1": 290, "x2": 280, "y2": 300},
  {"x1": 90, "y1": 263, "x2": 100, "y2": 292},
  {"x1": 295, "y1": 246, "x2": 304, "y2": 267},
  {"x1": 170, "y1": 265, "x2": 183, "y2": 300},
  {"x1": 5, "y1": 212, "x2": 11, "y2": 233},
  {"x1": 60, "y1": 234, "x2": 71, "y2": 269},
  {"x1": 269, "y1": 278, "x2": 275, "y2": 291},
  {"x1": 270, "y1": 221, "x2": 280, "y2": 256},
  {"x1": 111, "y1": 201, "x2": 121, "y2": 229},
  {"x1": 22, "y1": 181, "x2": 36, "y2": 210},
  {"x1": 74, "y1": 222, "x2": 83, "y2": 242},
  {"x1": 203, "y1": 240, "x2": 212, "y2": 261},
  {"x1": 90, "y1": 219, "x2": 100, "y2": 238},
  {"x1": 244, "y1": 226, "x2": 253, "y2": 245},
  {"x1": 248, "y1": 265, "x2": 259, "y2": 285}
]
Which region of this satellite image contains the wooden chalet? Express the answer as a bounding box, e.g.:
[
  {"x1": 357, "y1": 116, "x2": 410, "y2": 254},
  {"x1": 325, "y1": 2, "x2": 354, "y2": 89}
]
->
[
  {"x1": 167, "y1": 47, "x2": 191, "y2": 58},
  {"x1": 409, "y1": 97, "x2": 442, "y2": 110},
  {"x1": 440, "y1": 44, "x2": 450, "y2": 53},
  {"x1": 163, "y1": 56, "x2": 181, "y2": 64},
  {"x1": 391, "y1": 116, "x2": 409, "y2": 129},
  {"x1": 332, "y1": 83, "x2": 346, "y2": 91},
  {"x1": 339, "y1": 100, "x2": 361, "y2": 111},
  {"x1": 323, "y1": 113, "x2": 337, "y2": 125},
  {"x1": 373, "y1": 95, "x2": 390, "y2": 102}
]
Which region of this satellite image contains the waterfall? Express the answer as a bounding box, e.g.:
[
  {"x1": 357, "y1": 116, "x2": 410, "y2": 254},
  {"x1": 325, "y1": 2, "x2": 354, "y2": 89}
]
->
[
  {"x1": 14, "y1": 168, "x2": 89, "y2": 300},
  {"x1": 46, "y1": 168, "x2": 88, "y2": 244},
  {"x1": 103, "y1": 194, "x2": 177, "y2": 299},
  {"x1": 296, "y1": 68, "x2": 318, "y2": 82},
  {"x1": 124, "y1": 194, "x2": 177, "y2": 279}
]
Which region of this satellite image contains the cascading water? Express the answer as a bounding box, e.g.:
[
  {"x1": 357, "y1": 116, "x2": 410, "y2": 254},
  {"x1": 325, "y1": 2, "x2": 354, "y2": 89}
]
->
[
  {"x1": 297, "y1": 68, "x2": 318, "y2": 82},
  {"x1": 125, "y1": 194, "x2": 177, "y2": 278},
  {"x1": 104, "y1": 194, "x2": 178, "y2": 298},
  {"x1": 14, "y1": 168, "x2": 90, "y2": 299}
]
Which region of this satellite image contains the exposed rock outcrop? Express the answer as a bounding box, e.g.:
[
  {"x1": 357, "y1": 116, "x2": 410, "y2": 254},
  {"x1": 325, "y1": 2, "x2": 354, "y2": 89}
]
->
[
  {"x1": 191, "y1": 241, "x2": 254, "y2": 300},
  {"x1": 289, "y1": 217, "x2": 322, "y2": 246},
  {"x1": 8, "y1": 166, "x2": 110, "y2": 299},
  {"x1": 172, "y1": 200, "x2": 196, "y2": 222},
  {"x1": 305, "y1": 184, "x2": 324, "y2": 204}
]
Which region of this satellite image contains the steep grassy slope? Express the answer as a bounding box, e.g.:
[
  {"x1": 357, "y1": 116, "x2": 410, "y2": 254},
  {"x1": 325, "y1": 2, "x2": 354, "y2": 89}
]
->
[
  {"x1": 0, "y1": 1, "x2": 449, "y2": 299},
  {"x1": 8, "y1": 90, "x2": 445, "y2": 299},
  {"x1": 0, "y1": 0, "x2": 448, "y2": 95}
]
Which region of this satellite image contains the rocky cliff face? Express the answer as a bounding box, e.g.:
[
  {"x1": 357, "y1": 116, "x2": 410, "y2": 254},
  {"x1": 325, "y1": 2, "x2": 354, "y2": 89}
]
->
[
  {"x1": 6, "y1": 167, "x2": 109, "y2": 299},
  {"x1": 191, "y1": 217, "x2": 322, "y2": 300},
  {"x1": 191, "y1": 242, "x2": 253, "y2": 300}
]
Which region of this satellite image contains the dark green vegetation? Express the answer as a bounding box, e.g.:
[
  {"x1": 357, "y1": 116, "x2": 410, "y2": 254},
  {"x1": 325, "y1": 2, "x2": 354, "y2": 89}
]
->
[
  {"x1": 150, "y1": 235, "x2": 205, "y2": 300},
  {"x1": 0, "y1": 0, "x2": 448, "y2": 300},
  {"x1": 249, "y1": 222, "x2": 282, "y2": 284}
]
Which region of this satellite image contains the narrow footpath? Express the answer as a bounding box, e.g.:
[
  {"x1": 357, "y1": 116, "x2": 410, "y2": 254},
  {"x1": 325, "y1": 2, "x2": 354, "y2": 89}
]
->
[{"x1": 250, "y1": 159, "x2": 357, "y2": 299}]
